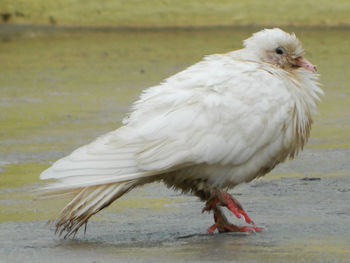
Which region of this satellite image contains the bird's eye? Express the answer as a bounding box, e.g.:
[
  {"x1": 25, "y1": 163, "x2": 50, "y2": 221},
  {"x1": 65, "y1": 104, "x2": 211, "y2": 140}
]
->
[{"x1": 275, "y1": 47, "x2": 284, "y2": 55}]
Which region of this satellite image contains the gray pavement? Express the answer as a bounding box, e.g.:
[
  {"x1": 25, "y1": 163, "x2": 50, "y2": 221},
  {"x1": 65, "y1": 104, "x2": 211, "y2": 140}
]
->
[{"x1": 1, "y1": 149, "x2": 349, "y2": 263}]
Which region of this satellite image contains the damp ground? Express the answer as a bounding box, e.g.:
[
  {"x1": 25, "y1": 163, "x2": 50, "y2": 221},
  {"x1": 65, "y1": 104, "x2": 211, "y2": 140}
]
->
[{"x1": 0, "y1": 27, "x2": 350, "y2": 263}]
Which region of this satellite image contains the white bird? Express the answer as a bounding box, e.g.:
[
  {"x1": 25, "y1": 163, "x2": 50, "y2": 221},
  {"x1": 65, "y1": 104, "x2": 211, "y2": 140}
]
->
[{"x1": 40, "y1": 28, "x2": 323, "y2": 237}]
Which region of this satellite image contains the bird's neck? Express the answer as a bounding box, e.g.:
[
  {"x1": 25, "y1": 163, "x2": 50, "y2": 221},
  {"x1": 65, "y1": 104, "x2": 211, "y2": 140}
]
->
[{"x1": 283, "y1": 70, "x2": 323, "y2": 157}]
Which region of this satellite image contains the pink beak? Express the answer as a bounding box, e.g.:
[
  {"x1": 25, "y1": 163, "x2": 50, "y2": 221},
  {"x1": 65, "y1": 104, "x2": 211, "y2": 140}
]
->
[{"x1": 295, "y1": 57, "x2": 317, "y2": 73}]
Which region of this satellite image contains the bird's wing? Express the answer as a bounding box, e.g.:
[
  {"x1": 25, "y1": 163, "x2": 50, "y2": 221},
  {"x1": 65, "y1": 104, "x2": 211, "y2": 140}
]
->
[
  {"x1": 127, "y1": 53, "x2": 295, "y2": 170},
  {"x1": 40, "y1": 53, "x2": 294, "y2": 189}
]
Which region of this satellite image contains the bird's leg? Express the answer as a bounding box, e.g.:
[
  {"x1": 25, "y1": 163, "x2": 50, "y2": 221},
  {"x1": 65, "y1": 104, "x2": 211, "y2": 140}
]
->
[
  {"x1": 203, "y1": 189, "x2": 263, "y2": 234},
  {"x1": 202, "y1": 189, "x2": 254, "y2": 224},
  {"x1": 207, "y1": 206, "x2": 263, "y2": 234}
]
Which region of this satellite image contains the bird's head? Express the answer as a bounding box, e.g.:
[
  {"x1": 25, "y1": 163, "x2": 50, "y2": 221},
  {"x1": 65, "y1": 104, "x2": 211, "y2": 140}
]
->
[{"x1": 244, "y1": 28, "x2": 317, "y2": 73}]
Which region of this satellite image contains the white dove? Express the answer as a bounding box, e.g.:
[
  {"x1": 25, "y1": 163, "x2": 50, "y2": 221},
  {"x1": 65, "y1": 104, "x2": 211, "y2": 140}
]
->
[{"x1": 40, "y1": 28, "x2": 322, "y2": 237}]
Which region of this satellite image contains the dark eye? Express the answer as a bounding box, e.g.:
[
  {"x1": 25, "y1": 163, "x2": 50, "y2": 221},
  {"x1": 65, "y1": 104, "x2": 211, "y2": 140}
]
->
[{"x1": 275, "y1": 47, "x2": 284, "y2": 55}]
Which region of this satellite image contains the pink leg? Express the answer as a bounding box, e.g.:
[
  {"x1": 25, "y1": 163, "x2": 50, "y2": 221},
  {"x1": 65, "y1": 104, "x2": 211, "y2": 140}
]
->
[
  {"x1": 219, "y1": 192, "x2": 254, "y2": 225},
  {"x1": 203, "y1": 190, "x2": 264, "y2": 234}
]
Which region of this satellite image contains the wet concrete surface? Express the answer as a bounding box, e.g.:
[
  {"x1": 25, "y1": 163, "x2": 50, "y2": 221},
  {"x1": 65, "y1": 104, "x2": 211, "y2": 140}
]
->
[
  {"x1": 1, "y1": 148, "x2": 350, "y2": 263},
  {"x1": 1, "y1": 27, "x2": 350, "y2": 262}
]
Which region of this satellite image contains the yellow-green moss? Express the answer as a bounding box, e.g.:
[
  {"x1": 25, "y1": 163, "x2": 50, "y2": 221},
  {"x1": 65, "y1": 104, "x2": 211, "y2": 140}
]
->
[
  {"x1": 0, "y1": 188, "x2": 182, "y2": 223},
  {"x1": 103, "y1": 236, "x2": 350, "y2": 262},
  {"x1": 0, "y1": 190, "x2": 69, "y2": 223},
  {"x1": 0, "y1": 163, "x2": 48, "y2": 189},
  {"x1": 1, "y1": 0, "x2": 350, "y2": 27},
  {"x1": 0, "y1": 28, "x2": 349, "y2": 225}
]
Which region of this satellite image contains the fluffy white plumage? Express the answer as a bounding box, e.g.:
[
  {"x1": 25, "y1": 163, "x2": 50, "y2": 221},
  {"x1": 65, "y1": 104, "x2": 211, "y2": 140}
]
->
[{"x1": 40, "y1": 28, "x2": 323, "y2": 237}]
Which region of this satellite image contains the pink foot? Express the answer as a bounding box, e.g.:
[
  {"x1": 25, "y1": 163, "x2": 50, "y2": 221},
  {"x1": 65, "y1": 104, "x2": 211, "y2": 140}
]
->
[
  {"x1": 203, "y1": 191, "x2": 255, "y2": 225},
  {"x1": 207, "y1": 223, "x2": 264, "y2": 234},
  {"x1": 203, "y1": 190, "x2": 264, "y2": 234}
]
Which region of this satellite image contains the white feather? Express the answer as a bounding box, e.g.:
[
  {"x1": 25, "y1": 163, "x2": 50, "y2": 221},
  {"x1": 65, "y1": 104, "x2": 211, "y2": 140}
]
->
[{"x1": 40, "y1": 28, "x2": 323, "y2": 236}]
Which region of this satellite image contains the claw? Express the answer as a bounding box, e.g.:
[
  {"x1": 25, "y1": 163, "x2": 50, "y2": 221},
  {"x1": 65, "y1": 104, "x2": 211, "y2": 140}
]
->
[
  {"x1": 207, "y1": 223, "x2": 218, "y2": 234},
  {"x1": 239, "y1": 209, "x2": 254, "y2": 225},
  {"x1": 207, "y1": 222, "x2": 264, "y2": 234},
  {"x1": 203, "y1": 189, "x2": 263, "y2": 234},
  {"x1": 236, "y1": 226, "x2": 264, "y2": 233}
]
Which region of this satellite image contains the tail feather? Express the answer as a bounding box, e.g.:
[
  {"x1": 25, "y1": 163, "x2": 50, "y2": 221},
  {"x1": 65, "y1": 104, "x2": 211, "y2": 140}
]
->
[
  {"x1": 41, "y1": 170, "x2": 166, "y2": 192},
  {"x1": 47, "y1": 181, "x2": 136, "y2": 238},
  {"x1": 38, "y1": 130, "x2": 179, "y2": 237}
]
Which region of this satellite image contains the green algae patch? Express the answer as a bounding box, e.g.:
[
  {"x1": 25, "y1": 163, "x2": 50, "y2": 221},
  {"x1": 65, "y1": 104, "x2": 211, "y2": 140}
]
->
[
  {"x1": 0, "y1": 163, "x2": 48, "y2": 189},
  {"x1": 0, "y1": 28, "x2": 349, "y2": 229},
  {"x1": 0, "y1": 189, "x2": 172, "y2": 223},
  {"x1": 1, "y1": 28, "x2": 349, "y2": 159},
  {"x1": 0, "y1": 188, "x2": 183, "y2": 224},
  {"x1": 242, "y1": 237, "x2": 350, "y2": 263},
  {"x1": 0, "y1": 28, "x2": 349, "y2": 263},
  {"x1": 0, "y1": 162, "x2": 69, "y2": 224},
  {"x1": 108, "y1": 196, "x2": 184, "y2": 212},
  {"x1": 265, "y1": 172, "x2": 349, "y2": 181},
  {"x1": 310, "y1": 124, "x2": 350, "y2": 149},
  {"x1": 99, "y1": 235, "x2": 350, "y2": 263},
  {"x1": 2, "y1": 0, "x2": 350, "y2": 27},
  {"x1": 323, "y1": 172, "x2": 349, "y2": 178},
  {"x1": 283, "y1": 237, "x2": 350, "y2": 262},
  {"x1": 0, "y1": 188, "x2": 70, "y2": 223}
]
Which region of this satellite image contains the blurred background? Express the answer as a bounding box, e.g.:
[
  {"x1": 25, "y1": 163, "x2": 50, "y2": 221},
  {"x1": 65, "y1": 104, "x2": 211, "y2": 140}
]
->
[
  {"x1": 1, "y1": 1, "x2": 350, "y2": 262},
  {"x1": 1, "y1": 0, "x2": 350, "y2": 27}
]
